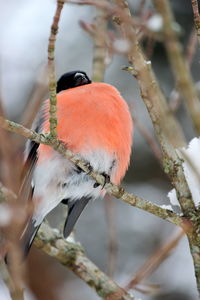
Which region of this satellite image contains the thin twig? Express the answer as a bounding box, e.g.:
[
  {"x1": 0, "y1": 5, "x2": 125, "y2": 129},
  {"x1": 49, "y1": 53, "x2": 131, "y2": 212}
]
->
[
  {"x1": 48, "y1": 0, "x2": 64, "y2": 137},
  {"x1": 0, "y1": 184, "x2": 137, "y2": 300},
  {"x1": 91, "y1": 4, "x2": 118, "y2": 278},
  {"x1": 34, "y1": 222, "x2": 137, "y2": 300},
  {"x1": 112, "y1": 0, "x2": 195, "y2": 214},
  {"x1": 0, "y1": 102, "x2": 25, "y2": 300},
  {"x1": 111, "y1": 2, "x2": 200, "y2": 293},
  {"x1": 134, "y1": 117, "x2": 162, "y2": 163},
  {"x1": 104, "y1": 195, "x2": 118, "y2": 277},
  {"x1": 169, "y1": 28, "x2": 197, "y2": 112},
  {"x1": 186, "y1": 27, "x2": 197, "y2": 66},
  {"x1": 125, "y1": 228, "x2": 185, "y2": 290},
  {"x1": 92, "y1": 7, "x2": 108, "y2": 82},
  {"x1": 0, "y1": 116, "x2": 184, "y2": 228},
  {"x1": 129, "y1": 94, "x2": 162, "y2": 163},
  {"x1": 154, "y1": 0, "x2": 200, "y2": 135},
  {"x1": 191, "y1": 0, "x2": 200, "y2": 45}
]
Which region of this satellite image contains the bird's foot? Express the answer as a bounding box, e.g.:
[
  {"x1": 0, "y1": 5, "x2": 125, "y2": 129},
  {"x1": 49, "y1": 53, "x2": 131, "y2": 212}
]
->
[
  {"x1": 84, "y1": 161, "x2": 93, "y2": 174},
  {"x1": 75, "y1": 161, "x2": 92, "y2": 174},
  {"x1": 93, "y1": 172, "x2": 110, "y2": 189}
]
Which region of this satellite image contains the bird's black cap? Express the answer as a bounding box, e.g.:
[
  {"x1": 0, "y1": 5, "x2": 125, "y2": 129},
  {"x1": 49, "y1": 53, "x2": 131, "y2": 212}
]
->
[{"x1": 56, "y1": 71, "x2": 91, "y2": 93}]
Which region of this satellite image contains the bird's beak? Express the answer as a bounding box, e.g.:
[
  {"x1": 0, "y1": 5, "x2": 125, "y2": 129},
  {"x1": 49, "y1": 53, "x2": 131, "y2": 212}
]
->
[{"x1": 74, "y1": 74, "x2": 91, "y2": 86}]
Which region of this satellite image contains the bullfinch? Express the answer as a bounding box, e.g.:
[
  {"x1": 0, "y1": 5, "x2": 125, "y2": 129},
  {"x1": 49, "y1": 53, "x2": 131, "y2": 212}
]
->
[{"x1": 20, "y1": 70, "x2": 133, "y2": 255}]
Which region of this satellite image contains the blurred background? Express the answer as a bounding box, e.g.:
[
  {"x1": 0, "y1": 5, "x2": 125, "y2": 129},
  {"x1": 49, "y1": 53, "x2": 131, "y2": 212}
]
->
[{"x1": 0, "y1": 0, "x2": 199, "y2": 299}]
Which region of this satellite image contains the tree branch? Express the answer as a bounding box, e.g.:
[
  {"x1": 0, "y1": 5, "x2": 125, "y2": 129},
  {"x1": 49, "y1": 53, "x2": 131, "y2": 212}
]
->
[
  {"x1": 110, "y1": 2, "x2": 200, "y2": 293},
  {"x1": 125, "y1": 228, "x2": 185, "y2": 290},
  {"x1": 64, "y1": 0, "x2": 195, "y2": 214},
  {"x1": 34, "y1": 223, "x2": 136, "y2": 300},
  {"x1": 112, "y1": 0, "x2": 195, "y2": 214},
  {"x1": 191, "y1": 0, "x2": 200, "y2": 45},
  {"x1": 92, "y1": 7, "x2": 108, "y2": 82},
  {"x1": 0, "y1": 116, "x2": 184, "y2": 227},
  {"x1": 48, "y1": 0, "x2": 64, "y2": 138},
  {"x1": 154, "y1": 0, "x2": 200, "y2": 135},
  {"x1": 0, "y1": 183, "x2": 137, "y2": 300}
]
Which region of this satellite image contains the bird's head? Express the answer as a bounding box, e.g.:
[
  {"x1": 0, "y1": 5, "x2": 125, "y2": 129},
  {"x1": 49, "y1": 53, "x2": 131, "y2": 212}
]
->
[{"x1": 56, "y1": 71, "x2": 91, "y2": 93}]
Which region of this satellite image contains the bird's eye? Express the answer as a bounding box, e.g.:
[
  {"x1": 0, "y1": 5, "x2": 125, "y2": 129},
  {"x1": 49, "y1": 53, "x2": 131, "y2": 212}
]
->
[
  {"x1": 74, "y1": 72, "x2": 90, "y2": 86},
  {"x1": 74, "y1": 73, "x2": 84, "y2": 80}
]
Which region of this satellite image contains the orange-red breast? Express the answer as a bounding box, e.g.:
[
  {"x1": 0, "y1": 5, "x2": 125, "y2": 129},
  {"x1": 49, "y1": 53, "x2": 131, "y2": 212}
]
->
[{"x1": 21, "y1": 70, "x2": 133, "y2": 254}]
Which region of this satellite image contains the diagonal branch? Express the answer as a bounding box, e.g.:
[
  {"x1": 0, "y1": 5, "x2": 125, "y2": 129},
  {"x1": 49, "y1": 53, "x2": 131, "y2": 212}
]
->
[
  {"x1": 112, "y1": 0, "x2": 195, "y2": 214},
  {"x1": 0, "y1": 183, "x2": 137, "y2": 300},
  {"x1": 48, "y1": 0, "x2": 65, "y2": 138},
  {"x1": 125, "y1": 228, "x2": 185, "y2": 290},
  {"x1": 110, "y1": 2, "x2": 200, "y2": 293},
  {"x1": 34, "y1": 222, "x2": 136, "y2": 300},
  {"x1": 0, "y1": 115, "x2": 184, "y2": 227}
]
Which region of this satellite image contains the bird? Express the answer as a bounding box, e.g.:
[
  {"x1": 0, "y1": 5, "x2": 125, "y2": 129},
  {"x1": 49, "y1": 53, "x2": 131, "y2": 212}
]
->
[{"x1": 20, "y1": 70, "x2": 133, "y2": 255}]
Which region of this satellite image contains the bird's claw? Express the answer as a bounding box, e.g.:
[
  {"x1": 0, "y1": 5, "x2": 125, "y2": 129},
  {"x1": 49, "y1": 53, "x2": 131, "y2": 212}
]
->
[
  {"x1": 93, "y1": 172, "x2": 110, "y2": 189},
  {"x1": 101, "y1": 173, "x2": 110, "y2": 189},
  {"x1": 85, "y1": 162, "x2": 93, "y2": 174},
  {"x1": 93, "y1": 182, "x2": 99, "y2": 188}
]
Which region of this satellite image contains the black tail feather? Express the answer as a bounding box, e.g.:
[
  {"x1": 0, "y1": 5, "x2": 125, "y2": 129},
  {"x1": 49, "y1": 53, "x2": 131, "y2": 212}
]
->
[
  {"x1": 63, "y1": 197, "x2": 90, "y2": 238},
  {"x1": 20, "y1": 220, "x2": 40, "y2": 257}
]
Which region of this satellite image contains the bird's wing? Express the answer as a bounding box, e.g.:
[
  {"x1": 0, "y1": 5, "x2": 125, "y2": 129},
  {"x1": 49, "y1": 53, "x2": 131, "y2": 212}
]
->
[
  {"x1": 19, "y1": 105, "x2": 46, "y2": 256},
  {"x1": 22, "y1": 102, "x2": 46, "y2": 190},
  {"x1": 63, "y1": 197, "x2": 90, "y2": 238},
  {"x1": 20, "y1": 219, "x2": 39, "y2": 257}
]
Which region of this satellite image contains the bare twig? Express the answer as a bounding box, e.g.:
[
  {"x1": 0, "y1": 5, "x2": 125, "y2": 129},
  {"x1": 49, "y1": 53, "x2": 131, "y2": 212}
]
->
[
  {"x1": 91, "y1": 4, "x2": 118, "y2": 278},
  {"x1": 92, "y1": 7, "x2": 108, "y2": 82},
  {"x1": 134, "y1": 117, "x2": 162, "y2": 163},
  {"x1": 0, "y1": 184, "x2": 137, "y2": 300},
  {"x1": 186, "y1": 27, "x2": 197, "y2": 66},
  {"x1": 34, "y1": 222, "x2": 137, "y2": 300},
  {"x1": 111, "y1": 2, "x2": 200, "y2": 294},
  {"x1": 2, "y1": 0, "x2": 199, "y2": 297},
  {"x1": 104, "y1": 195, "x2": 118, "y2": 277},
  {"x1": 129, "y1": 91, "x2": 162, "y2": 163},
  {"x1": 0, "y1": 116, "x2": 184, "y2": 228},
  {"x1": 154, "y1": 0, "x2": 200, "y2": 135},
  {"x1": 125, "y1": 228, "x2": 185, "y2": 290},
  {"x1": 0, "y1": 100, "x2": 25, "y2": 300},
  {"x1": 112, "y1": 0, "x2": 195, "y2": 214},
  {"x1": 48, "y1": 0, "x2": 64, "y2": 137},
  {"x1": 169, "y1": 28, "x2": 197, "y2": 112},
  {"x1": 191, "y1": 0, "x2": 200, "y2": 45}
]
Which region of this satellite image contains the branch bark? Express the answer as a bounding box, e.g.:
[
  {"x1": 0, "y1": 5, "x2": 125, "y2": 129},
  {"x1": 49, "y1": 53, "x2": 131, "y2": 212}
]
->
[
  {"x1": 0, "y1": 183, "x2": 136, "y2": 300},
  {"x1": 48, "y1": 0, "x2": 64, "y2": 138},
  {"x1": 0, "y1": 115, "x2": 184, "y2": 228},
  {"x1": 191, "y1": 0, "x2": 200, "y2": 46},
  {"x1": 34, "y1": 223, "x2": 136, "y2": 300},
  {"x1": 154, "y1": 0, "x2": 200, "y2": 135},
  {"x1": 92, "y1": 7, "x2": 108, "y2": 82},
  {"x1": 112, "y1": 0, "x2": 195, "y2": 214},
  {"x1": 111, "y1": 1, "x2": 200, "y2": 295}
]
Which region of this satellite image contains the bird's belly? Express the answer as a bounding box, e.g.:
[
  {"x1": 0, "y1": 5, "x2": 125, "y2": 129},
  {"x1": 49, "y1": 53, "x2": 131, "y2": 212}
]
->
[{"x1": 32, "y1": 149, "x2": 116, "y2": 225}]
